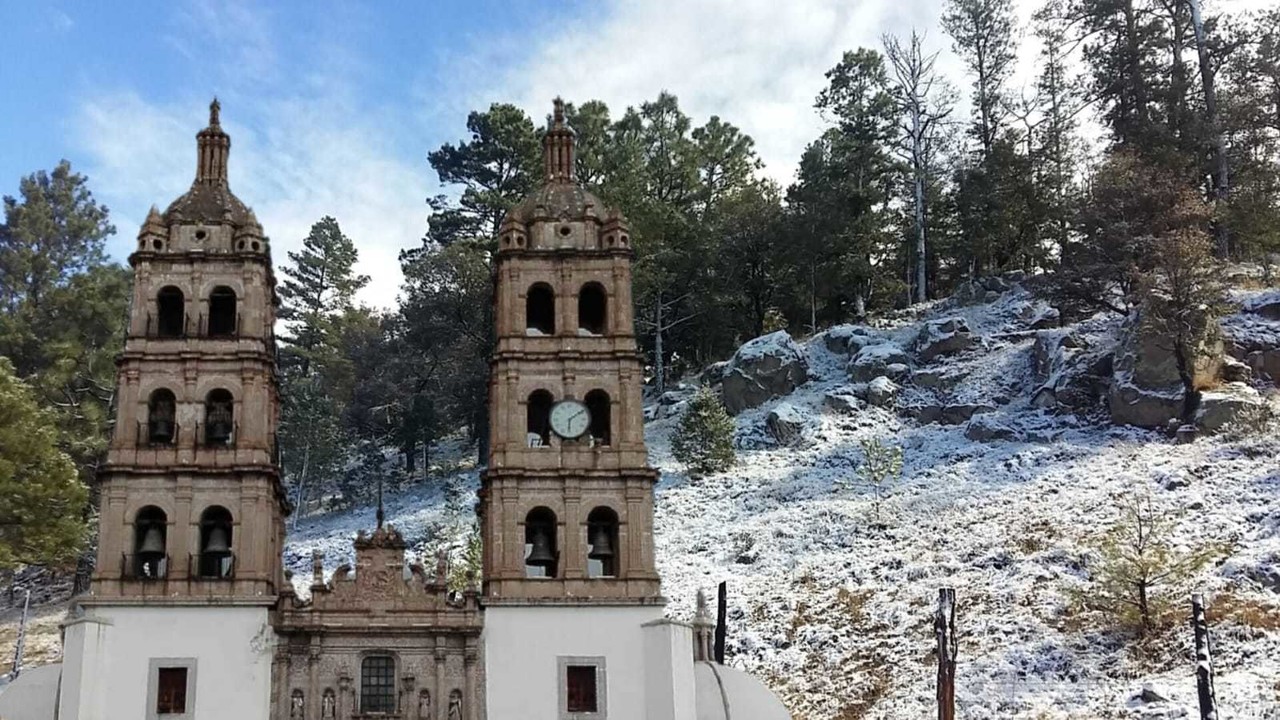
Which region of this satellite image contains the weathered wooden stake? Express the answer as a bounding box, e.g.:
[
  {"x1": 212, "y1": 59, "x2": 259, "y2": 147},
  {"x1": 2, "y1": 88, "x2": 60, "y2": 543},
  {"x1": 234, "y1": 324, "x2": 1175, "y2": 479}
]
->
[
  {"x1": 1191, "y1": 593, "x2": 1218, "y2": 720},
  {"x1": 714, "y1": 581, "x2": 727, "y2": 664},
  {"x1": 10, "y1": 588, "x2": 30, "y2": 679},
  {"x1": 935, "y1": 587, "x2": 957, "y2": 720}
]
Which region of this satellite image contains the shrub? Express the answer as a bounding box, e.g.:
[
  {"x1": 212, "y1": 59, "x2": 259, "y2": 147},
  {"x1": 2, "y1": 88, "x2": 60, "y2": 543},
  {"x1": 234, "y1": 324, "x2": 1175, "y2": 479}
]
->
[{"x1": 672, "y1": 387, "x2": 736, "y2": 478}]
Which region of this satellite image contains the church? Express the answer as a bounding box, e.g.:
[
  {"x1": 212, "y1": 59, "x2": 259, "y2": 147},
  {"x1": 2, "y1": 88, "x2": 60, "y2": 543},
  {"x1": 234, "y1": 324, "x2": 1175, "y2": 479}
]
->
[{"x1": 5, "y1": 100, "x2": 792, "y2": 720}]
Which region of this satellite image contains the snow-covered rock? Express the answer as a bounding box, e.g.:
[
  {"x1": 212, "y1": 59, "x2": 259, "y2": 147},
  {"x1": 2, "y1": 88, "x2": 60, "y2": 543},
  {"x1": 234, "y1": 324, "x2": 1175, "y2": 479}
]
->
[
  {"x1": 964, "y1": 414, "x2": 1020, "y2": 442},
  {"x1": 720, "y1": 331, "x2": 809, "y2": 414},
  {"x1": 766, "y1": 402, "x2": 810, "y2": 445},
  {"x1": 822, "y1": 392, "x2": 863, "y2": 415},
  {"x1": 1195, "y1": 383, "x2": 1270, "y2": 433},
  {"x1": 1110, "y1": 309, "x2": 1223, "y2": 428},
  {"x1": 821, "y1": 324, "x2": 880, "y2": 355},
  {"x1": 848, "y1": 342, "x2": 911, "y2": 382},
  {"x1": 1243, "y1": 290, "x2": 1280, "y2": 320},
  {"x1": 916, "y1": 317, "x2": 977, "y2": 362},
  {"x1": 864, "y1": 376, "x2": 899, "y2": 408}
]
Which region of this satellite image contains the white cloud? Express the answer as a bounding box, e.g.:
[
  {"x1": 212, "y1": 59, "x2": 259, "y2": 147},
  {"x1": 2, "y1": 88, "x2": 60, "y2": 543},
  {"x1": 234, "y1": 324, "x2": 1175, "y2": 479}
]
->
[{"x1": 72, "y1": 2, "x2": 427, "y2": 311}]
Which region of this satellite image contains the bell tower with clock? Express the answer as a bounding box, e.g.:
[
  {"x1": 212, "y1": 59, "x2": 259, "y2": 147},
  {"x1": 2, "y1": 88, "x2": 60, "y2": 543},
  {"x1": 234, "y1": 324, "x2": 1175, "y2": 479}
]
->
[{"x1": 481, "y1": 99, "x2": 671, "y2": 720}]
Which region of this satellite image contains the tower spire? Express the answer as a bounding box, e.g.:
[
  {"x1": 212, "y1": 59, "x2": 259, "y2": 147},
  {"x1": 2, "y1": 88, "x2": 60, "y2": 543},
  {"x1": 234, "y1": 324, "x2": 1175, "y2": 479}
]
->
[
  {"x1": 543, "y1": 97, "x2": 575, "y2": 183},
  {"x1": 196, "y1": 96, "x2": 231, "y2": 185}
]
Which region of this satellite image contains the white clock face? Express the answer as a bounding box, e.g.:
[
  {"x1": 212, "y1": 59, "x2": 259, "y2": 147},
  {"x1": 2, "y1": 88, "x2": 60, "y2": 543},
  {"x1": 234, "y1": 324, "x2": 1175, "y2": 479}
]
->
[{"x1": 549, "y1": 400, "x2": 591, "y2": 439}]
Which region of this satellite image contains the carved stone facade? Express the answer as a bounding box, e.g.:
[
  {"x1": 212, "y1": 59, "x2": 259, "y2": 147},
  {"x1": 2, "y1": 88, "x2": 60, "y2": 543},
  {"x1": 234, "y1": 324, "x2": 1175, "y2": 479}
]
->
[
  {"x1": 480, "y1": 99, "x2": 661, "y2": 603},
  {"x1": 274, "y1": 527, "x2": 484, "y2": 720},
  {"x1": 90, "y1": 98, "x2": 287, "y2": 605}
]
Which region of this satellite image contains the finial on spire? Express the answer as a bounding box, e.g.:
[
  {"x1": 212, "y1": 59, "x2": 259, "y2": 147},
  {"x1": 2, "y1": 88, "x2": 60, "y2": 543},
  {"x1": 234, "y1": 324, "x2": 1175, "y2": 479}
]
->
[
  {"x1": 543, "y1": 97, "x2": 575, "y2": 182},
  {"x1": 209, "y1": 97, "x2": 221, "y2": 127},
  {"x1": 196, "y1": 98, "x2": 230, "y2": 185}
]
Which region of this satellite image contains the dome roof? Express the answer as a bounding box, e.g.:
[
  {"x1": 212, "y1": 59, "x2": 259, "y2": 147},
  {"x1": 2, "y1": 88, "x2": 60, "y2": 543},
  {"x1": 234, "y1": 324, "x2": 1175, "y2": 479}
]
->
[
  {"x1": 507, "y1": 182, "x2": 604, "y2": 224},
  {"x1": 161, "y1": 98, "x2": 254, "y2": 228},
  {"x1": 694, "y1": 662, "x2": 791, "y2": 720}
]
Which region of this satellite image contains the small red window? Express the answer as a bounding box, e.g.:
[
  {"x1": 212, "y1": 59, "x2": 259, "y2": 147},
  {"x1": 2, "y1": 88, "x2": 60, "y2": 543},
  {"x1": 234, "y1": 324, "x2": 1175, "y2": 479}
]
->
[
  {"x1": 156, "y1": 667, "x2": 188, "y2": 714},
  {"x1": 566, "y1": 665, "x2": 598, "y2": 713}
]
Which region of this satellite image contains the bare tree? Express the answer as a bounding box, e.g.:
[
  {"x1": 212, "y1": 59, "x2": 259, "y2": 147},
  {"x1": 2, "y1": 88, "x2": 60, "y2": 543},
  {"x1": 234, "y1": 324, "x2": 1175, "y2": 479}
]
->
[{"x1": 884, "y1": 31, "x2": 954, "y2": 304}]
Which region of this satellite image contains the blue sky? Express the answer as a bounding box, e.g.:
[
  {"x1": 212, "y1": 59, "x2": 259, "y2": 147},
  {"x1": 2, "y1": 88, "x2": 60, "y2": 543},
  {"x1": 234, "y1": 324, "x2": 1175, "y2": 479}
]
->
[{"x1": 2, "y1": 0, "x2": 1265, "y2": 308}]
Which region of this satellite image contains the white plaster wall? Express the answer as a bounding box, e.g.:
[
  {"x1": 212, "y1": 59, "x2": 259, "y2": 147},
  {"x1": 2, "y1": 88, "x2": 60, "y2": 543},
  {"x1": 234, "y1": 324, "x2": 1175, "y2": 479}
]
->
[
  {"x1": 484, "y1": 605, "x2": 664, "y2": 720},
  {"x1": 57, "y1": 605, "x2": 272, "y2": 720},
  {"x1": 641, "y1": 621, "x2": 696, "y2": 720}
]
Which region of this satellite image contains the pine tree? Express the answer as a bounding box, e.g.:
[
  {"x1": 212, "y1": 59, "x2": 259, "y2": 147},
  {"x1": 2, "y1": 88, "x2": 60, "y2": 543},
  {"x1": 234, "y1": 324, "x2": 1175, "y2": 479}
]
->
[
  {"x1": 0, "y1": 161, "x2": 128, "y2": 482},
  {"x1": 0, "y1": 357, "x2": 88, "y2": 570},
  {"x1": 1084, "y1": 493, "x2": 1222, "y2": 637},
  {"x1": 278, "y1": 216, "x2": 369, "y2": 377},
  {"x1": 671, "y1": 387, "x2": 736, "y2": 479}
]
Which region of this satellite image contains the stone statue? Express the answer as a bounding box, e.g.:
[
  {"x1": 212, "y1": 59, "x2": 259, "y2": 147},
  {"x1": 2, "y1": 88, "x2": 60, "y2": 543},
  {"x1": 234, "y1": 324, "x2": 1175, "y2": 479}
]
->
[
  {"x1": 417, "y1": 690, "x2": 431, "y2": 720},
  {"x1": 448, "y1": 690, "x2": 463, "y2": 720},
  {"x1": 322, "y1": 689, "x2": 336, "y2": 719},
  {"x1": 290, "y1": 690, "x2": 304, "y2": 719}
]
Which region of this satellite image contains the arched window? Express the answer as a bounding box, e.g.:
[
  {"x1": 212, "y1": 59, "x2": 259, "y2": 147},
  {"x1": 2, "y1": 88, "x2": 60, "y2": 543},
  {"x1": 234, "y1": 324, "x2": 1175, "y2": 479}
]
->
[
  {"x1": 527, "y1": 390, "x2": 553, "y2": 447},
  {"x1": 198, "y1": 506, "x2": 233, "y2": 579},
  {"x1": 578, "y1": 282, "x2": 607, "y2": 335},
  {"x1": 526, "y1": 283, "x2": 556, "y2": 335},
  {"x1": 585, "y1": 390, "x2": 611, "y2": 446},
  {"x1": 156, "y1": 286, "x2": 185, "y2": 338},
  {"x1": 524, "y1": 507, "x2": 558, "y2": 578},
  {"x1": 147, "y1": 389, "x2": 177, "y2": 445},
  {"x1": 133, "y1": 506, "x2": 167, "y2": 579},
  {"x1": 587, "y1": 507, "x2": 619, "y2": 578},
  {"x1": 207, "y1": 286, "x2": 237, "y2": 337},
  {"x1": 204, "y1": 389, "x2": 234, "y2": 446},
  {"x1": 360, "y1": 655, "x2": 396, "y2": 714}
]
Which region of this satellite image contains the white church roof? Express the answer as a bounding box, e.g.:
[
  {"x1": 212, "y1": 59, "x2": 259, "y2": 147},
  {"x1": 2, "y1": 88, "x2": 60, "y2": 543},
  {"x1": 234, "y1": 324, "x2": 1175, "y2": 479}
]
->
[
  {"x1": 694, "y1": 661, "x2": 792, "y2": 720},
  {"x1": 0, "y1": 664, "x2": 61, "y2": 720}
]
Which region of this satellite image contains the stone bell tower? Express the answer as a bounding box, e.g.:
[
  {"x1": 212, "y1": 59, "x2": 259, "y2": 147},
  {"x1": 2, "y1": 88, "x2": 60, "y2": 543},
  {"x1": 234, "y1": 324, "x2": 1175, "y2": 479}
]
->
[
  {"x1": 57, "y1": 99, "x2": 286, "y2": 720},
  {"x1": 480, "y1": 99, "x2": 666, "y2": 720}
]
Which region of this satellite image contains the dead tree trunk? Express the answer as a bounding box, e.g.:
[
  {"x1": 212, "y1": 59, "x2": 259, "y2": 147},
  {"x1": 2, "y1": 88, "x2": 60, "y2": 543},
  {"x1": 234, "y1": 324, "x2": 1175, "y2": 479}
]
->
[
  {"x1": 1191, "y1": 593, "x2": 1218, "y2": 720},
  {"x1": 935, "y1": 587, "x2": 957, "y2": 720},
  {"x1": 1188, "y1": 0, "x2": 1230, "y2": 257}
]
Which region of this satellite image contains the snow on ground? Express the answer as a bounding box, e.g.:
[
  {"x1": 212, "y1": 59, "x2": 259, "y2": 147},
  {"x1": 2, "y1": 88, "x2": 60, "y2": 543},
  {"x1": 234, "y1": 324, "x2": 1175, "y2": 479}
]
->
[
  {"x1": 4, "y1": 283, "x2": 1277, "y2": 718},
  {"x1": 283, "y1": 283, "x2": 1280, "y2": 718}
]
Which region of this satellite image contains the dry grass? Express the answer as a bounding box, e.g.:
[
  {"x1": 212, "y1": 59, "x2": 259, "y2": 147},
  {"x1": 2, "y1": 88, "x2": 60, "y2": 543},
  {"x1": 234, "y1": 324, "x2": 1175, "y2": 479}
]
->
[
  {"x1": 1212, "y1": 592, "x2": 1280, "y2": 631},
  {"x1": 0, "y1": 603, "x2": 66, "y2": 674}
]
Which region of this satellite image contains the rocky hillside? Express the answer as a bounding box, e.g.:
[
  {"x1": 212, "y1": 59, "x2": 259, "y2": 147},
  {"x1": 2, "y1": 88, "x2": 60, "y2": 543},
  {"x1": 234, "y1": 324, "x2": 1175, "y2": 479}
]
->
[{"x1": 5, "y1": 276, "x2": 1279, "y2": 719}]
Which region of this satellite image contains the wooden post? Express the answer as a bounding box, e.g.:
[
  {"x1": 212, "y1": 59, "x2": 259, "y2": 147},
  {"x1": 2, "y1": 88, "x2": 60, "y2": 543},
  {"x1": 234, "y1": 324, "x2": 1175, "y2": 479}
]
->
[
  {"x1": 935, "y1": 587, "x2": 956, "y2": 720},
  {"x1": 714, "y1": 581, "x2": 727, "y2": 664},
  {"x1": 1191, "y1": 593, "x2": 1218, "y2": 720},
  {"x1": 10, "y1": 588, "x2": 30, "y2": 679}
]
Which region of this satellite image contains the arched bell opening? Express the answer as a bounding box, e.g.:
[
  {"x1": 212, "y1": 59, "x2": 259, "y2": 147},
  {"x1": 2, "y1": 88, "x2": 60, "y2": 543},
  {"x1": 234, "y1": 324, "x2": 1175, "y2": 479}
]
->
[
  {"x1": 207, "y1": 286, "x2": 237, "y2": 337},
  {"x1": 147, "y1": 389, "x2": 177, "y2": 445},
  {"x1": 526, "y1": 390, "x2": 553, "y2": 447},
  {"x1": 524, "y1": 507, "x2": 558, "y2": 579},
  {"x1": 577, "y1": 282, "x2": 607, "y2": 335},
  {"x1": 204, "y1": 389, "x2": 234, "y2": 446},
  {"x1": 156, "y1": 286, "x2": 185, "y2": 337},
  {"x1": 198, "y1": 506, "x2": 233, "y2": 579},
  {"x1": 133, "y1": 506, "x2": 168, "y2": 579},
  {"x1": 526, "y1": 283, "x2": 556, "y2": 335},
  {"x1": 586, "y1": 507, "x2": 619, "y2": 578},
  {"x1": 585, "y1": 390, "x2": 611, "y2": 446}
]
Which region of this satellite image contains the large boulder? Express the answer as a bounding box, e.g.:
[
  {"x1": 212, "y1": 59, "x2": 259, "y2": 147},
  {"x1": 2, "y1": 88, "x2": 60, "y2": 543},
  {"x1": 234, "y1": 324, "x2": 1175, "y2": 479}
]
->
[
  {"x1": 1244, "y1": 291, "x2": 1280, "y2": 321},
  {"x1": 965, "y1": 414, "x2": 1020, "y2": 442},
  {"x1": 822, "y1": 392, "x2": 863, "y2": 415},
  {"x1": 916, "y1": 317, "x2": 978, "y2": 362},
  {"x1": 720, "y1": 331, "x2": 809, "y2": 415},
  {"x1": 1195, "y1": 383, "x2": 1270, "y2": 433},
  {"x1": 1110, "y1": 309, "x2": 1223, "y2": 428},
  {"x1": 1247, "y1": 349, "x2": 1280, "y2": 383},
  {"x1": 1032, "y1": 330, "x2": 1113, "y2": 414},
  {"x1": 848, "y1": 342, "x2": 911, "y2": 382},
  {"x1": 822, "y1": 324, "x2": 881, "y2": 355},
  {"x1": 864, "y1": 376, "x2": 900, "y2": 408},
  {"x1": 766, "y1": 402, "x2": 810, "y2": 444}
]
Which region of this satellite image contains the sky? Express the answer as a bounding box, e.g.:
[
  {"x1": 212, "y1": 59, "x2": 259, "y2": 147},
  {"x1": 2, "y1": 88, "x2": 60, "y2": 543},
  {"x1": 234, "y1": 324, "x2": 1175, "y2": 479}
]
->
[{"x1": 0, "y1": 0, "x2": 1270, "y2": 309}]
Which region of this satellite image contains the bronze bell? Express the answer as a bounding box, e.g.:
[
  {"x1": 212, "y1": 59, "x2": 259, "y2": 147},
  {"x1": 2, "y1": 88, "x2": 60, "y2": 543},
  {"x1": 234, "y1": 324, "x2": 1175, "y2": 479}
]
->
[
  {"x1": 526, "y1": 527, "x2": 556, "y2": 567},
  {"x1": 204, "y1": 525, "x2": 231, "y2": 556},
  {"x1": 149, "y1": 418, "x2": 174, "y2": 443},
  {"x1": 138, "y1": 525, "x2": 165, "y2": 560},
  {"x1": 207, "y1": 417, "x2": 232, "y2": 444},
  {"x1": 588, "y1": 525, "x2": 614, "y2": 560}
]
